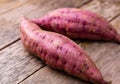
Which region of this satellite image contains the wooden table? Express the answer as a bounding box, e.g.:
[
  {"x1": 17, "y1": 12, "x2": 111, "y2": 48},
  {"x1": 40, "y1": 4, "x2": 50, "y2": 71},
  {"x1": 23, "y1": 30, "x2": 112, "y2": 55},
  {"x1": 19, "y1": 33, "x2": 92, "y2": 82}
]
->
[{"x1": 0, "y1": 0, "x2": 120, "y2": 84}]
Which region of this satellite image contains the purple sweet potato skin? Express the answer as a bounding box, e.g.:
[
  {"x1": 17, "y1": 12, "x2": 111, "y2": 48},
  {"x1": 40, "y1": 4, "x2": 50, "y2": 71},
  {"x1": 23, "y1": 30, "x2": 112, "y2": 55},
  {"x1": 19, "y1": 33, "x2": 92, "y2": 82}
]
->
[
  {"x1": 32, "y1": 8, "x2": 120, "y2": 42},
  {"x1": 20, "y1": 17, "x2": 109, "y2": 84}
]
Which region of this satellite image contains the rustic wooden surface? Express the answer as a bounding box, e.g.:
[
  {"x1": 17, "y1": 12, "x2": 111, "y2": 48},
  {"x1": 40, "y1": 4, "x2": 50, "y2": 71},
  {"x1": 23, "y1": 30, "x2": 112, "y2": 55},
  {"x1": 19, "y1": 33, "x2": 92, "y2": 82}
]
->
[
  {"x1": 0, "y1": 0, "x2": 120, "y2": 84},
  {"x1": 0, "y1": 0, "x2": 89, "y2": 50}
]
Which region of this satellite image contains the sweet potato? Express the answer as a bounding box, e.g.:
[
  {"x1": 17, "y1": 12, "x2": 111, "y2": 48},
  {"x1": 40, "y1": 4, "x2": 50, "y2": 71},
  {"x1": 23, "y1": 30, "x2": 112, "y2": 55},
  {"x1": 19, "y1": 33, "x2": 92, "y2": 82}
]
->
[
  {"x1": 32, "y1": 8, "x2": 120, "y2": 43},
  {"x1": 20, "y1": 17, "x2": 109, "y2": 84}
]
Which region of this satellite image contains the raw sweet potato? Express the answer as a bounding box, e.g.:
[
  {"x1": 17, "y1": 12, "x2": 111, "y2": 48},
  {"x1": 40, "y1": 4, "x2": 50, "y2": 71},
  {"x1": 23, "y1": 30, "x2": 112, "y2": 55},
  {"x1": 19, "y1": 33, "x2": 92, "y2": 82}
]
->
[
  {"x1": 20, "y1": 17, "x2": 109, "y2": 84},
  {"x1": 32, "y1": 8, "x2": 120, "y2": 43}
]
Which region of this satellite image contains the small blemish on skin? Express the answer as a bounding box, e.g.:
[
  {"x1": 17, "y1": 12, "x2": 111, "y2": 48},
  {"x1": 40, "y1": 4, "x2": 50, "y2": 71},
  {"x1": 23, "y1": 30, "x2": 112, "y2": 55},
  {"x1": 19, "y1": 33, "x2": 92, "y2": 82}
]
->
[
  {"x1": 21, "y1": 31, "x2": 23, "y2": 34},
  {"x1": 73, "y1": 64, "x2": 76, "y2": 68},
  {"x1": 79, "y1": 53, "x2": 83, "y2": 56},
  {"x1": 42, "y1": 36, "x2": 45, "y2": 39},
  {"x1": 68, "y1": 19, "x2": 71, "y2": 22},
  {"x1": 89, "y1": 29, "x2": 95, "y2": 32},
  {"x1": 40, "y1": 49, "x2": 43, "y2": 54},
  {"x1": 36, "y1": 32, "x2": 39, "y2": 35},
  {"x1": 80, "y1": 70, "x2": 82, "y2": 73},
  {"x1": 73, "y1": 45, "x2": 76, "y2": 48},
  {"x1": 83, "y1": 60, "x2": 86, "y2": 63},
  {"x1": 109, "y1": 28, "x2": 113, "y2": 31},
  {"x1": 62, "y1": 60, "x2": 66, "y2": 64},
  {"x1": 56, "y1": 46, "x2": 59, "y2": 49},
  {"x1": 42, "y1": 20, "x2": 45, "y2": 23},
  {"x1": 50, "y1": 40, "x2": 53, "y2": 42},
  {"x1": 24, "y1": 37, "x2": 26, "y2": 41},
  {"x1": 87, "y1": 66, "x2": 89, "y2": 70},
  {"x1": 91, "y1": 72, "x2": 93, "y2": 75},
  {"x1": 35, "y1": 43, "x2": 38, "y2": 47},
  {"x1": 65, "y1": 51, "x2": 68, "y2": 54},
  {"x1": 93, "y1": 24, "x2": 96, "y2": 26},
  {"x1": 39, "y1": 35, "x2": 42, "y2": 38},
  {"x1": 29, "y1": 41, "x2": 31, "y2": 46},
  {"x1": 59, "y1": 46, "x2": 62, "y2": 50},
  {"x1": 92, "y1": 29, "x2": 95, "y2": 32},
  {"x1": 82, "y1": 21, "x2": 86, "y2": 25},
  {"x1": 44, "y1": 52, "x2": 47, "y2": 56},
  {"x1": 87, "y1": 77, "x2": 90, "y2": 81},
  {"x1": 55, "y1": 56, "x2": 59, "y2": 61},
  {"x1": 84, "y1": 63, "x2": 87, "y2": 67},
  {"x1": 33, "y1": 43, "x2": 35, "y2": 47}
]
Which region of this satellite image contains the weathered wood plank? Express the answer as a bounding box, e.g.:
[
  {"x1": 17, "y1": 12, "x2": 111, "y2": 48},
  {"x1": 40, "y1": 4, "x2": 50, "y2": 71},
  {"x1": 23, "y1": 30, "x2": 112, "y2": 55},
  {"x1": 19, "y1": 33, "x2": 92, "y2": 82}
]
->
[
  {"x1": 1, "y1": 0, "x2": 120, "y2": 84},
  {"x1": 0, "y1": 0, "x2": 91, "y2": 84},
  {"x1": 0, "y1": 0, "x2": 90, "y2": 50},
  {"x1": 20, "y1": 66, "x2": 88, "y2": 84},
  {"x1": 0, "y1": 41, "x2": 45, "y2": 84},
  {"x1": 0, "y1": 0, "x2": 29, "y2": 14},
  {"x1": 111, "y1": 15, "x2": 120, "y2": 34},
  {"x1": 20, "y1": 15, "x2": 120, "y2": 84},
  {"x1": 19, "y1": 1, "x2": 120, "y2": 84},
  {"x1": 80, "y1": 0, "x2": 120, "y2": 20}
]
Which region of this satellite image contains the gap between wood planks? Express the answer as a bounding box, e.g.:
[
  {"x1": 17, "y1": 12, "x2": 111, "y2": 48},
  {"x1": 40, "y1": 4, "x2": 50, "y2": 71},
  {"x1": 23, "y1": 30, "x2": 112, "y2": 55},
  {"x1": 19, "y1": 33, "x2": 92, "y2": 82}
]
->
[
  {"x1": 0, "y1": 0, "x2": 120, "y2": 83},
  {"x1": 18, "y1": 65, "x2": 46, "y2": 84},
  {"x1": 0, "y1": 0, "x2": 92, "y2": 16},
  {"x1": 0, "y1": 3, "x2": 120, "y2": 83},
  {"x1": 0, "y1": 0, "x2": 92, "y2": 51},
  {"x1": 0, "y1": 12, "x2": 120, "y2": 52},
  {"x1": 0, "y1": 38, "x2": 20, "y2": 51},
  {"x1": 0, "y1": 1, "x2": 93, "y2": 83},
  {"x1": 17, "y1": 13, "x2": 120, "y2": 84},
  {"x1": 109, "y1": 13, "x2": 120, "y2": 22},
  {"x1": 18, "y1": 10, "x2": 120, "y2": 84}
]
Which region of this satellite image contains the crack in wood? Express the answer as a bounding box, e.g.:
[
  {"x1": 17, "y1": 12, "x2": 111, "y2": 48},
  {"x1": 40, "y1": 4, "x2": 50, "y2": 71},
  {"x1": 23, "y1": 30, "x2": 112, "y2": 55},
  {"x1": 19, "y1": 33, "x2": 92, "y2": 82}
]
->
[
  {"x1": 0, "y1": 38, "x2": 20, "y2": 51},
  {"x1": 18, "y1": 65, "x2": 46, "y2": 84}
]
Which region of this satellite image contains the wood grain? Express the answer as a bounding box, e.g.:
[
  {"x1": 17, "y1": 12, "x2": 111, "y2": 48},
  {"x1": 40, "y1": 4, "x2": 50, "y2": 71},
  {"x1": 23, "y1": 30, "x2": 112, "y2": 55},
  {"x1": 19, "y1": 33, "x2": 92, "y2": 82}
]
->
[
  {"x1": 0, "y1": 0, "x2": 91, "y2": 84},
  {"x1": 19, "y1": 1, "x2": 120, "y2": 84},
  {"x1": 80, "y1": 0, "x2": 120, "y2": 20},
  {"x1": 20, "y1": 66, "x2": 88, "y2": 84},
  {"x1": 0, "y1": 0, "x2": 90, "y2": 50},
  {"x1": 0, "y1": 41, "x2": 45, "y2": 84},
  {"x1": 20, "y1": 15, "x2": 120, "y2": 84},
  {"x1": 0, "y1": 0, "x2": 120, "y2": 84},
  {"x1": 0, "y1": 0, "x2": 29, "y2": 15},
  {"x1": 111, "y1": 15, "x2": 120, "y2": 34}
]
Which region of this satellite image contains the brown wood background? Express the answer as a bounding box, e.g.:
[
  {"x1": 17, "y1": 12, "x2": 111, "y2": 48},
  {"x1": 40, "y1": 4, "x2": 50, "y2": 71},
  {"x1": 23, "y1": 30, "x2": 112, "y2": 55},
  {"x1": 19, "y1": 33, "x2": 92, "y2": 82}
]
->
[{"x1": 0, "y1": 0, "x2": 120, "y2": 84}]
